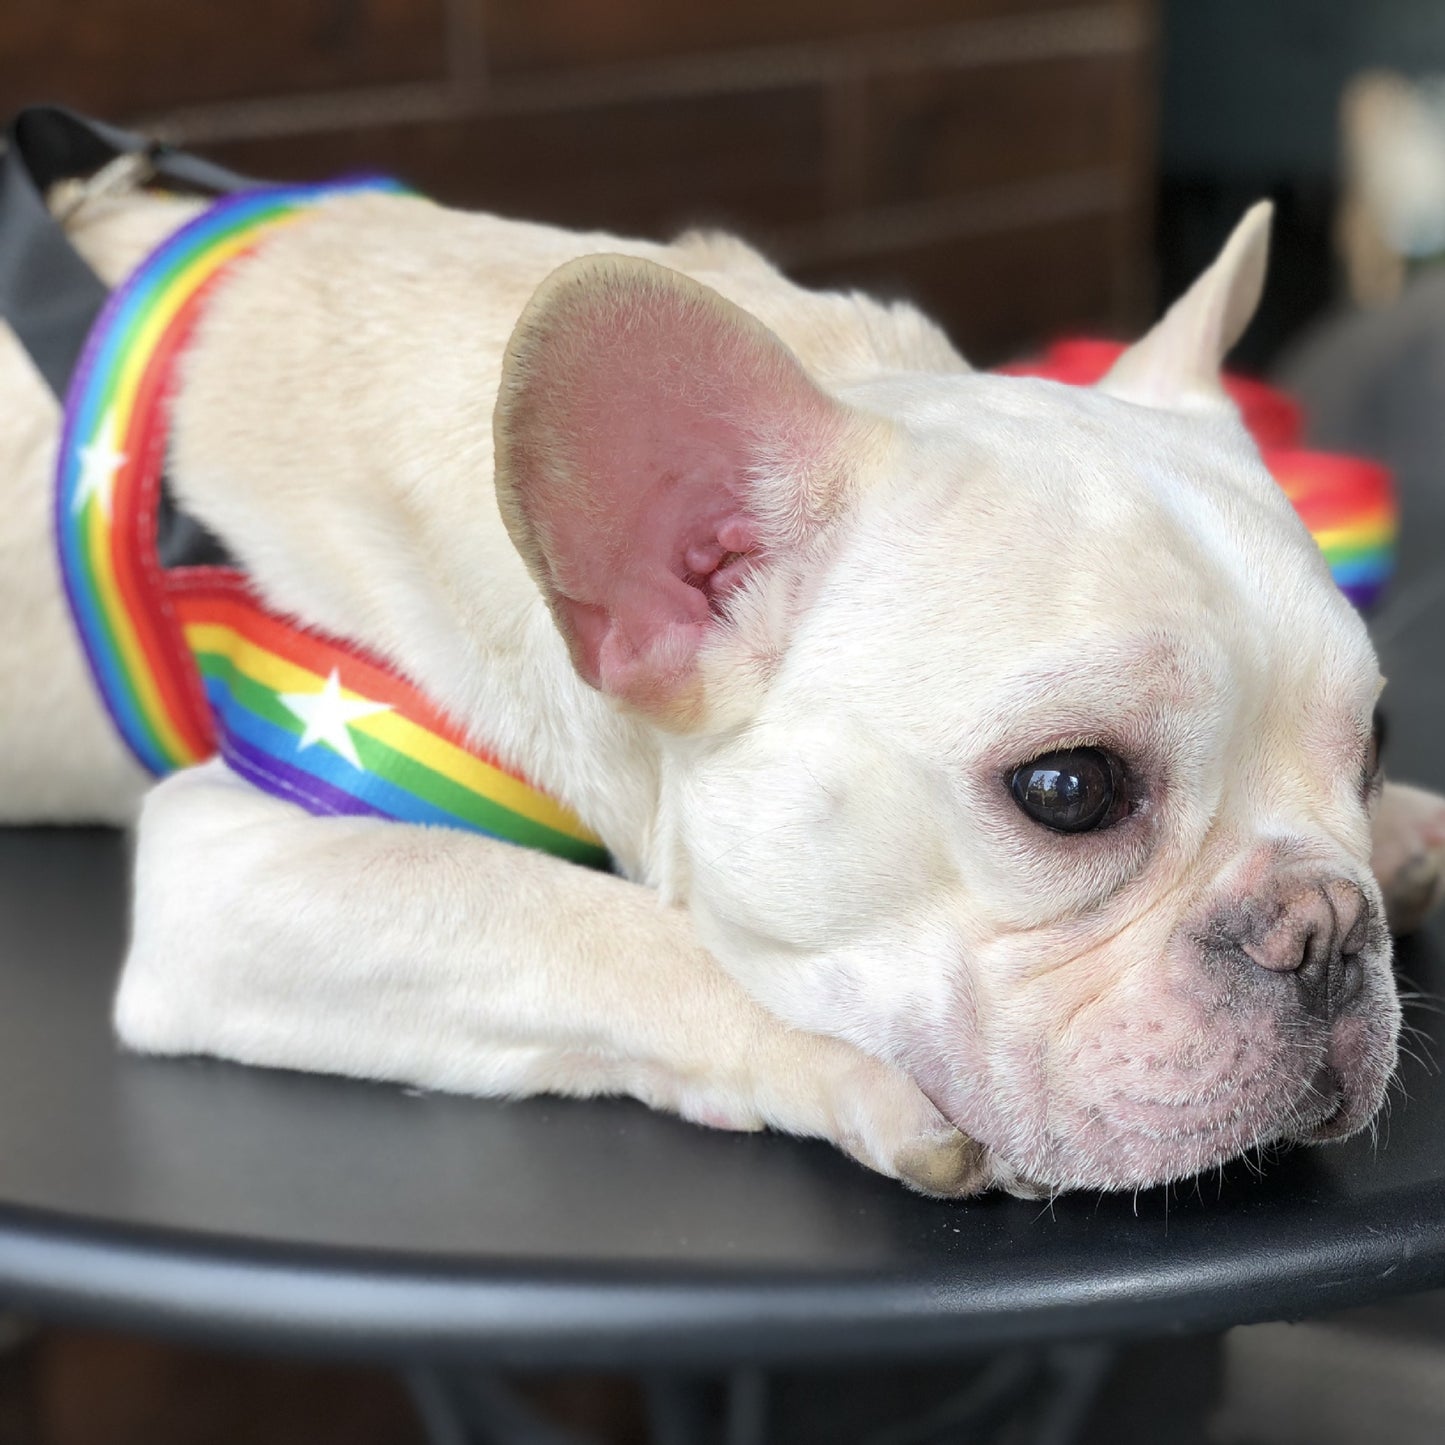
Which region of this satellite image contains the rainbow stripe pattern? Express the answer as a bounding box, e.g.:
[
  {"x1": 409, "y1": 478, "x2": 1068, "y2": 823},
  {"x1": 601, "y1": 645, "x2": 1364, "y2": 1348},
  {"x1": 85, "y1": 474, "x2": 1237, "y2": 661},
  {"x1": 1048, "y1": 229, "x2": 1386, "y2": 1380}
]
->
[
  {"x1": 54, "y1": 180, "x2": 610, "y2": 868},
  {"x1": 1266, "y1": 450, "x2": 1398, "y2": 612}
]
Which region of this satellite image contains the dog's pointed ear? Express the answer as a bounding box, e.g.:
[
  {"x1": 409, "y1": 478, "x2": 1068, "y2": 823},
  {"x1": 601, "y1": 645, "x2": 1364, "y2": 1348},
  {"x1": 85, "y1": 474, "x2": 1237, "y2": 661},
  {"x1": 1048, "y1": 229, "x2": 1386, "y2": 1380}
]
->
[
  {"x1": 494, "y1": 254, "x2": 877, "y2": 726},
  {"x1": 1100, "y1": 201, "x2": 1273, "y2": 411}
]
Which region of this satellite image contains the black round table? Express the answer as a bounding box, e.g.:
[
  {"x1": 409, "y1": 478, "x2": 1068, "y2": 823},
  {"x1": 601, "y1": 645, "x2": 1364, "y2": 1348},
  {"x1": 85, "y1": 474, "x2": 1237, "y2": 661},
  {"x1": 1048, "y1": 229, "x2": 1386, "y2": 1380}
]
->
[
  {"x1": 2, "y1": 598, "x2": 1444, "y2": 1375},
  {"x1": 4, "y1": 535, "x2": 1445, "y2": 1379}
]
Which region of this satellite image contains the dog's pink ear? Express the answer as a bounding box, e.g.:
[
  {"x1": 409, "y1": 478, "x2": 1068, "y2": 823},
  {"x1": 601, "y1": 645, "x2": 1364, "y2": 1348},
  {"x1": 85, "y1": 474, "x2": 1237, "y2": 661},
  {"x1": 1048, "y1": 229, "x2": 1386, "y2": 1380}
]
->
[
  {"x1": 1100, "y1": 201, "x2": 1272, "y2": 411},
  {"x1": 495, "y1": 254, "x2": 867, "y2": 723}
]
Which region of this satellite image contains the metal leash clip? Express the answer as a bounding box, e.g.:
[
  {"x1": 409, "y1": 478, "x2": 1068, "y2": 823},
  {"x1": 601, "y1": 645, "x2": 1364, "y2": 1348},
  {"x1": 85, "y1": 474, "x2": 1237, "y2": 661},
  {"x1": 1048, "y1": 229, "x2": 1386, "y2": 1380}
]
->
[{"x1": 52, "y1": 147, "x2": 158, "y2": 224}]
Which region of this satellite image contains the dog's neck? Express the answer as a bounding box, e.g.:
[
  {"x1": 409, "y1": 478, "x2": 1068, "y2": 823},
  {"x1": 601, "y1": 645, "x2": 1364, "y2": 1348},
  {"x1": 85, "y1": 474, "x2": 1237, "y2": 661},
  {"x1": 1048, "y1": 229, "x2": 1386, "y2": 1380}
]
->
[
  {"x1": 394, "y1": 531, "x2": 668, "y2": 882},
  {"x1": 214, "y1": 419, "x2": 669, "y2": 880},
  {"x1": 207, "y1": 434, "x2": 669, "y2": 877}
]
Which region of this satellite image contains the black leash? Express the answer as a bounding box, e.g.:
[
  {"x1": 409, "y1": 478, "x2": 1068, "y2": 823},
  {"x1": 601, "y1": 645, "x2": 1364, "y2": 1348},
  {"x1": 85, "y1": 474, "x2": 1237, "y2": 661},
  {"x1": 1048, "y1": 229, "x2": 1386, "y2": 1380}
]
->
[{"x1": 0, "y1": 105, "x2": 253, "y2": 400}]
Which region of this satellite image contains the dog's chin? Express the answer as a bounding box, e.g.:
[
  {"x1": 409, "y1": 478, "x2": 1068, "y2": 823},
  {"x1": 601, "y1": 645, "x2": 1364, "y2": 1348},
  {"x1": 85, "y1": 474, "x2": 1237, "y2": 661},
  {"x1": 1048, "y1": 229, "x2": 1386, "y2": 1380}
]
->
[
  {"x1": 921, "y1": 1009, "x2": 1396, "y2": 1196},
  {"x1": 972, "y1": 1087, "x2": 1358, "y2": 1199}
]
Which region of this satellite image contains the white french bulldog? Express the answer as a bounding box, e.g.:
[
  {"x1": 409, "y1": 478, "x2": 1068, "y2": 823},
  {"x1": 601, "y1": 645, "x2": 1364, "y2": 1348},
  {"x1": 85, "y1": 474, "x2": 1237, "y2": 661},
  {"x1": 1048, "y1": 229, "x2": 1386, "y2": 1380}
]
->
[{"x1": 2, "y1": 181, "x2": 1443, "y2": 1197}]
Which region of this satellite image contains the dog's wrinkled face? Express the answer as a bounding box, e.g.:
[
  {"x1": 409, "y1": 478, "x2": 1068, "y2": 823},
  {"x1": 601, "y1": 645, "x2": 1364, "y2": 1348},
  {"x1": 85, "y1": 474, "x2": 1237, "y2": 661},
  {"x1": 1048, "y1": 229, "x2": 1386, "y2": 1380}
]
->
[
  {"x1": 495, "y1": 205, "x2": 1399, "y2": 1191},
  {"x1": 680, "y1": 379, "x2": 1396, "y2": 1190}
]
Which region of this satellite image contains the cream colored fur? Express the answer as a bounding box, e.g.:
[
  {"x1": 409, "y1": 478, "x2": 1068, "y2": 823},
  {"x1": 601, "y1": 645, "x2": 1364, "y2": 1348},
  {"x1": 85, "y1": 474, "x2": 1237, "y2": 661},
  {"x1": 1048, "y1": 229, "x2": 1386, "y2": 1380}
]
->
[{"x1": 0, "y1": 186, "x2": 1439, "y2": 1196}]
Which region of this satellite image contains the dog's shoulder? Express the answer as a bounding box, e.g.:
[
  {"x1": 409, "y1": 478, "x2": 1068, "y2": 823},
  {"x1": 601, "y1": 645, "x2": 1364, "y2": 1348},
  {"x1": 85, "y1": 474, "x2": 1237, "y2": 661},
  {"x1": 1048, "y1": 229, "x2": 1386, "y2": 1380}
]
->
[{"x1": 53, "y1": 185, "x2": 205, "y2": 287}]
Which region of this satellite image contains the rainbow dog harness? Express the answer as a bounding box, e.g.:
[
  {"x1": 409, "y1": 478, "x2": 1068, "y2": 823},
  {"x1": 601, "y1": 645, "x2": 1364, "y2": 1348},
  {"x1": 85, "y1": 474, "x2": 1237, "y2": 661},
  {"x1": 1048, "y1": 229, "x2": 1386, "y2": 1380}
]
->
[{"x1": 53, "y1": 177, "x2": 610, "y2": 868}]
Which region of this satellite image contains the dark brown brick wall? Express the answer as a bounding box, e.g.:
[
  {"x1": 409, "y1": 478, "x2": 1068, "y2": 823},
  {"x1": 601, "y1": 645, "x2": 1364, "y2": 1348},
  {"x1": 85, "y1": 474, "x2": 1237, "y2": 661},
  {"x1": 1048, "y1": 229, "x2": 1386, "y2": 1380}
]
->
[
  {"x1": 794, "y1": 208, "x2": 1124, "y2": 364},
  {"x1": 208, "y1": 88, "x2": 832, "y2": 235},
  {"x1": 480, "y1": 0, "x2": 1142, "y2": 73},
  {"x1": 4, "y1": 0, "x2": 1157, "y2": 362},
  {"x1": 850, "y1": 53, "x2": 1140, "y2": 207},
  {"x1": 0, "y1": 1, "x2": 450, "y2": 115}
]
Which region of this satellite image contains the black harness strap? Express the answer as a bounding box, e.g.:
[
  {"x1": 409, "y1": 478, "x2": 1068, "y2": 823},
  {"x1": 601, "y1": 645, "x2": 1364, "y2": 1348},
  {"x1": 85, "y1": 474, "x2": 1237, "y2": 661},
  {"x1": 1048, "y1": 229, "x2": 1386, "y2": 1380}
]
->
[{"x1": 0, "y1": 105, "x2": 253, "y2": 400}]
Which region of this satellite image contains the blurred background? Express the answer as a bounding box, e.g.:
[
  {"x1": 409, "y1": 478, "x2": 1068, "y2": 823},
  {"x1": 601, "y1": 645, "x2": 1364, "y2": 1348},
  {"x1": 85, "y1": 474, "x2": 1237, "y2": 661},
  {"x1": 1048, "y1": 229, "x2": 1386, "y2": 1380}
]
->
[
  {"x1": 9, "y1": 0, "x2": 1445, "y2": 1442},
  {"x1": 16, "y1": 0, "x2": 1445, "y2": 369},
  {"x1": 6, "y1": 0, "x2": 1160, "y2": 366}
]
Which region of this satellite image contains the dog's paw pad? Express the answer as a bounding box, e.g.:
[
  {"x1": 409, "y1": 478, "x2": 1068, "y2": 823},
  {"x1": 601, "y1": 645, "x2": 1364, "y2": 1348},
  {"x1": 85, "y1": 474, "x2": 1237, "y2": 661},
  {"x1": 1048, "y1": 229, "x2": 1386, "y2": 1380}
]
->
[{"x1": 894, "y1": 1132, "x2": 991, "y2": 1198}]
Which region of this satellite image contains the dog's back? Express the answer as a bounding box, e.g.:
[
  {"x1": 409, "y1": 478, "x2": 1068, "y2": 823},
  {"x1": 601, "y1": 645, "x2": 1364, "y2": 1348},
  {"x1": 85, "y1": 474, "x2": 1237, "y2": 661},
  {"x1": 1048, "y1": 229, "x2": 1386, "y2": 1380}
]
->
[{"x1": 0, "y1": 185, "x2": 965, "y2": 826}]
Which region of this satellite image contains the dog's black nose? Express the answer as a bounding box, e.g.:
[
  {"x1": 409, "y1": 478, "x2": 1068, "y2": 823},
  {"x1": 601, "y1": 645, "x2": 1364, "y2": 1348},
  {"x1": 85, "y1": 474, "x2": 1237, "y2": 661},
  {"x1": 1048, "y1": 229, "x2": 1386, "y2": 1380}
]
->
[
  {"x1": 1208, "y1": 872, "x2": 1375, "y2": 1023},
  {"x1": 1217, "y1": 876, "x2": 1371, "y2": 1019}
]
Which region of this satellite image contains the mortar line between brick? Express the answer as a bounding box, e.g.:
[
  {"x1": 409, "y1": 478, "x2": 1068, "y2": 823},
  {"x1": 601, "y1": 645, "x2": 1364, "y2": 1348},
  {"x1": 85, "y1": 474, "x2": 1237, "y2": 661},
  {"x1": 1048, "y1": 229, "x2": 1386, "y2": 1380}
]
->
[
  {"x1": 135, "y1": 5, "x2": 1145, "y2": 145},
  {"x1": 763, "y1": 168, "x2": 1132, "y2": 266},
  {"x1": 443, "y1": 0, "x2": 491, "y2": 100}
]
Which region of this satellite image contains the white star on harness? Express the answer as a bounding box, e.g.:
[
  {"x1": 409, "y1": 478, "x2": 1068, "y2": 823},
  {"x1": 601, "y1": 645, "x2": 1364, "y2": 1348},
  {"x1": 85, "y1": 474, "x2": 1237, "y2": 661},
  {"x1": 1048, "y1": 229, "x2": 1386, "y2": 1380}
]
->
[
  {"x1": 278, "y1": 669, "x2": 391, "y2": 769},
  {"x1": 72, "y1": 410, "x2": 127, "y2": 519}
]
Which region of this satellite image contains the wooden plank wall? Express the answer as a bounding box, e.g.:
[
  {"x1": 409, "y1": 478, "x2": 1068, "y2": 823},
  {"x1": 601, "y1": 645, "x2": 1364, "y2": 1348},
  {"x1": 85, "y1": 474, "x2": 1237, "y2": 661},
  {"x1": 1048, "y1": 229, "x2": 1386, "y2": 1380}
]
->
[{"x1": 2, "y1": 0, "x2": 1157, "y2": 362}]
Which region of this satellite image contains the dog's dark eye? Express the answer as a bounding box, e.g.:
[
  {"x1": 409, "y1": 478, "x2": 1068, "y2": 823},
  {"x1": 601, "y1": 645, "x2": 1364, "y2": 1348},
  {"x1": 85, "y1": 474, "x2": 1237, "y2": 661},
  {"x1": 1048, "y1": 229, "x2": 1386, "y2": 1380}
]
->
[{"x1": 1010, "y1": 748, "x2": 1128, "y2": 834}]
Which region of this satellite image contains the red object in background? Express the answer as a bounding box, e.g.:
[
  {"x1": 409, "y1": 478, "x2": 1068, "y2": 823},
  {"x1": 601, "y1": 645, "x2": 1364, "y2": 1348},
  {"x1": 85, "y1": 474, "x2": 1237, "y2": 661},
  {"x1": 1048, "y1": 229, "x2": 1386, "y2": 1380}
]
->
[
  {"x1": 1265, "y1": 449, "x2": 1394, "y2": 527},
  {"x1": 1000, "y1": 337, "x2": 1304, "y2": 448}
]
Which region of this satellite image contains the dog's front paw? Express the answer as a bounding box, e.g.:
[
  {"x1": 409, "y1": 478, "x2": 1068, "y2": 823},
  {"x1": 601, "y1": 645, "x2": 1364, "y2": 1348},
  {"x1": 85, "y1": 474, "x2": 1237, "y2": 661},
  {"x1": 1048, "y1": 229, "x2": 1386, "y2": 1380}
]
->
[
  {"x1": 1372, "y1": 782, "x2": 1445, "y2": 934},
  {"x1": 671, "y1": 1036, "x2": 995, "y2": 1195},
  {"x1": 806, "y1": 1050, "x2": 995, "y2": 1198}
]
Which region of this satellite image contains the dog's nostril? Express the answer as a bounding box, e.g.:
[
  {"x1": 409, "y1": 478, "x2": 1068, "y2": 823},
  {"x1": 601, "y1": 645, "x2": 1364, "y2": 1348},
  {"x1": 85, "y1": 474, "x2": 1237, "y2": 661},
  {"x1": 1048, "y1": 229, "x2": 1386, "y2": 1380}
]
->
[
  {"x1": 1329, "y1": 878, "x2": 1369, "y2": 952},
  {"x1": 1340, "y1": 905, "x2": 1371, "y2": 960},
  {"x1": 1294, "y1": 920, "x2": 1360, "y2": 1015},
  {"x1": 1301, "y1": 909, "x2": 1345, "y2": 981}
]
